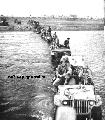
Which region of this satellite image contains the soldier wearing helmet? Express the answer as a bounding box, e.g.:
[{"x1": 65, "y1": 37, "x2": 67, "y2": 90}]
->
[
  {"x1": 78, "y1": 65, "x2": 94, "y2": 85},
  {"x1": 60, "y1": 52, "x2": 70, "y2": 62},
  {"x1": 53, "y1": 56, "x2": 72, "y2": 87},
  {"x1": 64, "y1": 38, "x2": 70, "y2": 49}
]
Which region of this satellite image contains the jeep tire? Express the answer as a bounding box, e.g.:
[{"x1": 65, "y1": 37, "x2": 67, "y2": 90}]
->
[{"x1": 91, "y1": 106, "x2": 102, "y2": 120}]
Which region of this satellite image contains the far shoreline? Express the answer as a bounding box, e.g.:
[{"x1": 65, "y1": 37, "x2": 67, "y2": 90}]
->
[{"x1": 0, "y1": 16, "x2": 104, "y2": 31}]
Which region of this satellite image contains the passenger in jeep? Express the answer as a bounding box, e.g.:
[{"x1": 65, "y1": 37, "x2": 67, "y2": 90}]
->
[
  {"x1": 78, "y1": 65, "x2": 94, "y2": 85},
  {"x1": 60, "y1": 52, "x2": 70, "y2": 62},
  {"x1": 53, "y1": 57, "x2": 72, "y2": 87}
]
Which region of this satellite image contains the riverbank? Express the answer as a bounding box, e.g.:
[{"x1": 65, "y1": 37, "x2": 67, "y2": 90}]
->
[{"x1": 4, "y1": 17, "x2": 104, "y2": 31}]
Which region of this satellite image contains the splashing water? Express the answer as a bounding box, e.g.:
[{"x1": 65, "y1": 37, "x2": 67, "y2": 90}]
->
[{"x1": 56, "y1": 106, "x2": 76, "y2": 120}]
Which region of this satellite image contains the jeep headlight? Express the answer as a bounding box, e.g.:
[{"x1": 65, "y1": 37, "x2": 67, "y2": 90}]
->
[
  {"x1": 89, "y1": 101, "x2": 94, "y2": 106},
  {"x1": 62, "y1": 101, "x2": 68, "y2": 105},
  {"x1": 63, "y1": 101, "x2": 67, "y2": 105}
]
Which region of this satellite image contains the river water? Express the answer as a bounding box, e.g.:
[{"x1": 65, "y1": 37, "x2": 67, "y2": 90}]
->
[{"x1": 0, "y1": 31, "x2": 105, "y2": 120}]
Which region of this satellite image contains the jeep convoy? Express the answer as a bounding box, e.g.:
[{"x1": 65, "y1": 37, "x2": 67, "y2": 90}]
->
[{"x1": 52, "y1": 53, "x2": 102, "y2": 120}]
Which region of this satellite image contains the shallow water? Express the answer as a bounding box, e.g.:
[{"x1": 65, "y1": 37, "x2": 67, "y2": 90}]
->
[{"x1": 0, "y1": 31, "x2": 105, "y2": 120}]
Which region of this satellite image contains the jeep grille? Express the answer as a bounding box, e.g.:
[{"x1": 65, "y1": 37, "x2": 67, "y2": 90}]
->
[{"x1": 62, "y1": 100, "x2": 91, "y2": 114}]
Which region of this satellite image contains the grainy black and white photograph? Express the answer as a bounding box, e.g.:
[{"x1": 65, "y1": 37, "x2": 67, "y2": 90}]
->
[{"x1": 0, "y1": 0, "x2": 104, "y2": 120}]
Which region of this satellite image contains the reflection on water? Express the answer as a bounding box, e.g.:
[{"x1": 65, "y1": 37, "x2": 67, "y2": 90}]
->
[{"x1": 0, "y1": 31, "x2": 105, "y2": 120}]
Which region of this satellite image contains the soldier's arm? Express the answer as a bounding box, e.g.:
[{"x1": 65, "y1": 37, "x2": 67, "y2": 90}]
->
[{"x1": 56, "y1": 66, "x2": 63, "y2": 78}]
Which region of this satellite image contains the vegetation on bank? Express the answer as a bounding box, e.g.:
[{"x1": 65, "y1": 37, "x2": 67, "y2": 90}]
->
[{"x1": 0, "y1": 16, "x2": 104, "y2": 31}]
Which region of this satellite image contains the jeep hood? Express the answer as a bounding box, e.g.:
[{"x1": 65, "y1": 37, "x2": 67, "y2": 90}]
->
[{"x1": 58, "y1": 85, "x2": 95, "y2": 100}]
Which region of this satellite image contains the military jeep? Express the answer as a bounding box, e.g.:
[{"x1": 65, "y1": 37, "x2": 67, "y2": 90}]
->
[
  {"x1": 53, "y1": 55, "x2": 102, "y2": 120},
  {"x1": 51, "y1": 48, "x2": 71, "y2": 69},
  {"x1": 54, "y1": 84, "x2": 102, "y2": 120}
]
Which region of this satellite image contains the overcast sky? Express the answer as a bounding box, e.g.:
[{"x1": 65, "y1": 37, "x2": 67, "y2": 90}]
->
[{"x1": 0, "y1": 0, "x2": 104, "y2": 18}]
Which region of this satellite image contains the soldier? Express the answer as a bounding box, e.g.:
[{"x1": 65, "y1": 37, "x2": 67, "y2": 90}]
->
[
  {"x1": 52, "y1": 32, "x2": 57, "y2": 40},
  {"x1": 60, "y1": 52, "x2": 70, "y2": 62},
  {"x1": 52, "y1": 32, "x2": 59, "y2": 47},
  {"x1": 64, "y1": 38, "x2": 70, "y2": 49},
  {"x1": 53, "y1": 57, "x2": 72, "y2": 87},
  {"x1": 50, "y1": 41, "x2": 58, "y2": 50},
  {"x1": 78, "y1": 65, "x2": 93, "y2": 85},
  {"x1": 47, "y1": 26, "x2": 52, "y2": 36}
]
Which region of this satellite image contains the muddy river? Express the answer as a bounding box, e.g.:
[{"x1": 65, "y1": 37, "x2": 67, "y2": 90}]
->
[{"x1": 0, "y1": 31, "x2": 105, "y2": 120}]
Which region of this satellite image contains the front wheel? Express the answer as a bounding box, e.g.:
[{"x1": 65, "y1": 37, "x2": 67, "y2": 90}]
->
[{"x1": 91, "y1": 106, "x2": 102, "y2": 120}]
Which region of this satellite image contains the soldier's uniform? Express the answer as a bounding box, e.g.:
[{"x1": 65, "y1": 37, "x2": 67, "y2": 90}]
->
[{"x1": 64, "y1": 38, "x2": 70, "y2": 49}]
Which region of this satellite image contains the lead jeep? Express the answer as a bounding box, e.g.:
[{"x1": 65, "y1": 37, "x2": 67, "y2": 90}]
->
[{"x1": 53, "y1": 55, "x2": 102, "y2": 120}]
